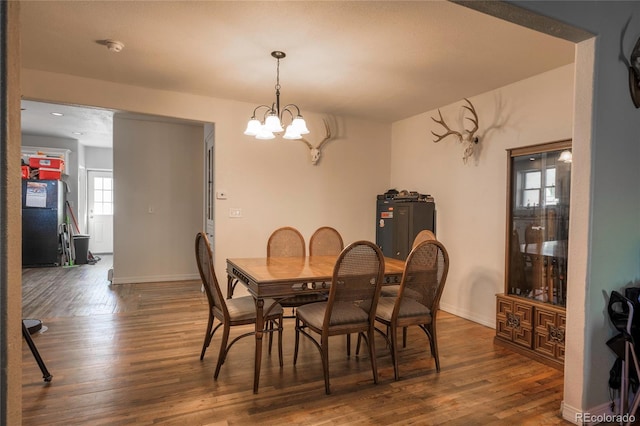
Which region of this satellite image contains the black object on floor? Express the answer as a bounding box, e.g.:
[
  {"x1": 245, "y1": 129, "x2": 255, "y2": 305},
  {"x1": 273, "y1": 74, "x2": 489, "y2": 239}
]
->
[{"x1": 22, "y1": 319, "x2": 52, "y2": 382}]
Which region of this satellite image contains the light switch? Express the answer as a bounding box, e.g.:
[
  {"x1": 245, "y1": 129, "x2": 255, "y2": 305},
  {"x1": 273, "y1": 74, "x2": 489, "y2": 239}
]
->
[{"x1": 229, "y1": 208, "x2": 242, "y2": 218}]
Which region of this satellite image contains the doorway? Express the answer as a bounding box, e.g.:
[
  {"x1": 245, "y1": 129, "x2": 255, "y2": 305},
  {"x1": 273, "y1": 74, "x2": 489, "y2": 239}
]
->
[{"x1": 87, "y1": 169, "x2": 114, "y2": 253}]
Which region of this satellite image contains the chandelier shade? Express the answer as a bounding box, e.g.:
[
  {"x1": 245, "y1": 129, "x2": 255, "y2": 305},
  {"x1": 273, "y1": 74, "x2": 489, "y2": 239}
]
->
[
  {"x1": 558, "y1": 150, "x2": 573, "y2": 163},
  {"x1": 244, "y1": 51, "x2": 309, "y2": 140}
]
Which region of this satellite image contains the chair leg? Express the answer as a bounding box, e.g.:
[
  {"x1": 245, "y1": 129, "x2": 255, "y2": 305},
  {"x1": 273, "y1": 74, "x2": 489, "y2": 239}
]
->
[
  {"x1": 200, "y1": 313, "x2": 214, "y2": 360},
  {"x1": 268, "y1": 320, "x2": 274, "y2": 355},
  {"x1": 321, "y1": 335, "x2": 331, "y2": 394},
  {"x1": 214, "y1": 323, "x2": 230, "y2": 379},
  {"x1": 428, "y1": 323, "x2": 440, "y2": 372},
  {"x1": 293, "y1": 317, "x2": 301, "y2": 365},
  {"x1": 366, "y1": 327, "x2": 379, "y2": 385},
  {"x1": 390, "y1": 325, "x2": 400, "y2": 380},
  {"x1": 346, "y1": 334, "x2": 351, "y2": 357},
  {"x1": 278, "y1": 316, "x2": 284, "y2": 368},
  {"x1": 402, "y1": 326, "x2": 408, "y2": 348}
]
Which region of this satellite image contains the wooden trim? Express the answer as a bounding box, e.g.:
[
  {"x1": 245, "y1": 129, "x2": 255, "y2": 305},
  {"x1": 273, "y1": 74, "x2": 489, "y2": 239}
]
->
[
  {"x1": 1, "y1": 1, "x2": 23, "y2": 423},
  {"x1": 497, "y1": 293, "x2": 566, "y2": 314},
  {"x1": 507, "y1": 139, "x2": 572, "y2": 158}
]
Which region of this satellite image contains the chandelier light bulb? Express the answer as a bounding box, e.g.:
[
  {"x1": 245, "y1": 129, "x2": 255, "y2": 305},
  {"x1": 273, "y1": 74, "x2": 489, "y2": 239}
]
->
[
  {"x1": 283, "y1": 124, "x2": 301, "y2": 140},
  {"x1": 255, "y1": 126, "x2": 275, "y2": 140},
  {"x1": 244, "y1": 118, "x2": 262, "y2": 136},
  {"x1": 264, "y1": 113, "x2": 283, "y2": 133},
  {"x1": 558, "y1": 150, "x2": 573, "y2": 163},
  {"x1": 291, "y1": 116, "x2": 309, "y2": 135}
]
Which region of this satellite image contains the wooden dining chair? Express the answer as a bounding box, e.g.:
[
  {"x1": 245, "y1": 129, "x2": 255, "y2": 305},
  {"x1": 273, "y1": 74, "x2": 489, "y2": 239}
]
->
[
  {"x1": 268, "y1": 226, "x2": 326, "y2": 315},
  {"x1": 293, "y1": 240, "x2": 385, "y2": 394},
  {"x1": 309, "y1": 226, "x2": 356, "y2": 353},
  {"x1": 195, "y1": 232, "x2": 283, "y2": 379},
  {"x1": 374, "y1": 239, "x2": 449, "y2": 380},
  {"x1": 309, "y1": 226, "x2": 344, "y2": 256},
  {"x1": 411, "y1": 229, "x2": 436, "y2": 249},
  {"x1": 379, "y1": 228, "x2": 438, "y2": 347},
  {"x1": 524, "y1": 223, "x2": 546, "y2": 297},
  {"x1": 381, "y1": 229, "x2": 437, "y2": 298}
]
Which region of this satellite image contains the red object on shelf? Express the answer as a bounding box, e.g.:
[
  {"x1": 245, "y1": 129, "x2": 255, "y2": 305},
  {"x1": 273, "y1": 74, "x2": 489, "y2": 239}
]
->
[
  {"x1": 21, "y1": 166, "x2": 30, "y2": 179},
  {"x1": 29, "y1": 156, "x2": 64, "y2": 171},
  {"x1": 39, "y1": 168, "x2": 62, "y2": 180}
]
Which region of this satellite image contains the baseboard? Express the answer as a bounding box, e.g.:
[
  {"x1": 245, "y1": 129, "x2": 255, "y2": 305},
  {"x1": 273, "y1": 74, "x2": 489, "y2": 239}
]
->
[
  {"x1": 111, "y1": 273, "x2": 200, "y2": 285},
  {"x1": 563, "y1": 400, "x2": 630, "y2": 425},
  {"x1": 439, "y1": 301, "x2": 495, "y2": 328}
]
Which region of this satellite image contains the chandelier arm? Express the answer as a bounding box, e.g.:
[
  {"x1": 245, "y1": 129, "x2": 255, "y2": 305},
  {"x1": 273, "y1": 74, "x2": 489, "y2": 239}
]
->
[
  {"x1": 252, "y1": 105, "x2": 272, "y2": 118},
  {"x1": 280, "y1": 107, "x2": 296, "y2": 121},
  {"x1": 281, "y1": 104, "x2": 302, "y2": 117}
]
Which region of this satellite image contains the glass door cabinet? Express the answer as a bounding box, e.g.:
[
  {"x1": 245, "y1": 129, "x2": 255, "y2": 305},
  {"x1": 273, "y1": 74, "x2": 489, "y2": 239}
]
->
[{"x1": 496, "y1": 140, "x2": 571, "y2": 367}]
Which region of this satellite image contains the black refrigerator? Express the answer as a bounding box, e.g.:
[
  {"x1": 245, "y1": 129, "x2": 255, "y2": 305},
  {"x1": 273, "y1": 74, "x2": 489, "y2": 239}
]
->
[
  {"x1": 22, "y1": 179, "x2": 65, "y2": 267},
  {"x1": 376, "y1": 198, "x2": 436, "y2": 260}
]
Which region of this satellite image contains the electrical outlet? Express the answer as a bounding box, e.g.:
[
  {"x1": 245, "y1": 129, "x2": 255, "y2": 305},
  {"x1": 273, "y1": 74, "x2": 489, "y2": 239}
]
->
[{"x1": 229, "y1": 208, "x2": 242, "y2": 218}]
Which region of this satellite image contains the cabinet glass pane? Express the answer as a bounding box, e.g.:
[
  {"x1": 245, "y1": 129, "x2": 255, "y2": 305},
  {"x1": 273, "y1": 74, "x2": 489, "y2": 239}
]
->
[{"x1": 507, "y1": 143, "x2": 571, "y2": 307}]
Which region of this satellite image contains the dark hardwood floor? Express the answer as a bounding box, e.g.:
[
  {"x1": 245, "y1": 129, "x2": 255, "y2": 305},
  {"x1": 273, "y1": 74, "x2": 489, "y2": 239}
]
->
[{"x1": 22, "y1": 256, "x2": 569, "y2": 425}]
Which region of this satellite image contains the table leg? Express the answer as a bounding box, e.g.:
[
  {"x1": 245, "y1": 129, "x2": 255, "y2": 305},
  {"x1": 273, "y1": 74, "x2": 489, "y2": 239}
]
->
[
  {"x1": 226, "y1": 275, "x2": 234, "y2": 299},
  {"x1": 253, "y1": 297, "x2": 264, "y2": 393}
]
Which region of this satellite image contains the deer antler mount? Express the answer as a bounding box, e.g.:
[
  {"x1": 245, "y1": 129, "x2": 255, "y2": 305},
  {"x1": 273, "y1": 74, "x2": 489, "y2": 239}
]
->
[
  {"x1": 431, "y1": 98, "x2": 480, "y2": 164},
  {"x1": 621, "y1": 18, "x2": 640, "y2": 108},
  {"x1": 628, "y1": 37, "x2": 640, "y2": 108},
  {"x1": 299, "y1": 119, "x2": 333, "y2": 165}
]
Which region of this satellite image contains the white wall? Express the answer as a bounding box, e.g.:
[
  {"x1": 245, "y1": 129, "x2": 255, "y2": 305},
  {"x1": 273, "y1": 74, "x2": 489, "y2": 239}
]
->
[
  {"x1": 85, "y1": 146, "x2": 113, "y2": 170},
  {"x1": 112, "y1": 114, "x2": 204, "y2": 283},
  {"x1": 391, "y1": 64, "x2": 574, "y2": 327}
]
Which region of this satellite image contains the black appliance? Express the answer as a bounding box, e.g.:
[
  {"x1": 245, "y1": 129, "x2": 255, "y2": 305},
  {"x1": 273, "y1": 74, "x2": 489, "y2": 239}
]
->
[
  {"x1": 22, "y1": 179, "x2": 65, "y2": 266},
  {"x1": 376, "y1": 193, "x2": 435, "y2": 260}
]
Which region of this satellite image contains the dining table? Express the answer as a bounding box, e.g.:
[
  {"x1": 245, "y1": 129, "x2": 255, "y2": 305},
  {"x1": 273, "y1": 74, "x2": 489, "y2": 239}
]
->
[{"x1": 226, "y1": 254, "x2": 406, "y2": 393}]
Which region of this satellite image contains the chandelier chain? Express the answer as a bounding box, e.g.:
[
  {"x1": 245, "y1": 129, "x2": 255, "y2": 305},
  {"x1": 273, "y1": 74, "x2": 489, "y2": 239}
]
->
[{"x1": 275, "y1": 58, "x2": 281, "y2": 92}]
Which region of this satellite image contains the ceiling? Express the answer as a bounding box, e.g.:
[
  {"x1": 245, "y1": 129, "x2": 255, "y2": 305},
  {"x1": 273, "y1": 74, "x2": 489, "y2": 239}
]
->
[{"x1": 19, "y1": 1, "x2": 575, "y2": 148}]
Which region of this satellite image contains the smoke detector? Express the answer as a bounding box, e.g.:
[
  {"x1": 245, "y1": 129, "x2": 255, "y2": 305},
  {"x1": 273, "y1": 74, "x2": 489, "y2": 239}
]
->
[
  {"x1": 106, "y1": 40, "x2": 124, "y2": 52},
  {"x1": 97, "y1": 39, "x2": 125, "y2": 52}
]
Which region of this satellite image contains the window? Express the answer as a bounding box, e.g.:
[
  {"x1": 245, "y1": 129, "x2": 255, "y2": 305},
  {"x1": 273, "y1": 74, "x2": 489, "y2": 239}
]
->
[
  {"x1": 522, "y1": 170, "x2": 541, "y2": 207},
  {"x1": 520, "y1": 167, "x2": 557, "y2": 208},
  {"x1": 93, "y1": 176, "x2": 113, "y2": 215}
]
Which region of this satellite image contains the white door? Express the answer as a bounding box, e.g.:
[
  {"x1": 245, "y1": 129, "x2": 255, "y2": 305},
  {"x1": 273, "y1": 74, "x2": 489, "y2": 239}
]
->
[{"x1": 87, "y1": 170, "x2": 114, "y2": 253}]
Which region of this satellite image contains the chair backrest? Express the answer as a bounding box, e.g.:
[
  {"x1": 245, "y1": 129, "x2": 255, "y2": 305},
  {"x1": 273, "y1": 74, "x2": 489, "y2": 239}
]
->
[
  {"x1": 309, "y1": 226, "x2": 344, "y2": 256},
  {"x1": 195, "y1": 232, "x2": 228, "y2": 318},
  {"x1": 267, "y1": 226, "x2": 306, "y2": 258},
  {"x1": 509, "y1": 229, "x2": 528, "y2": 291},
  {"x1": 397, "y1": 240, "x2": 449, "y2": 316},
  {"x1": 324, "y1": 241, "x2": 385, "y2": 328},
  {"x1": 411, "y1": 229, "x2": 437, "y2": 249},
  {"x1": 524, "y1": 224, "x2": 543, "y2": 250},
  {"x1": 523, "y1": 224, "x2": 545, "y2": 289}
]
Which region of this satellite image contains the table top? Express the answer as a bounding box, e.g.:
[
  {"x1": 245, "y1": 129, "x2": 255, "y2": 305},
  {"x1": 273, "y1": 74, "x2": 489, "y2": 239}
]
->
[{"x1": 227, "y1": 255, "x2": 406, "y2": 298}]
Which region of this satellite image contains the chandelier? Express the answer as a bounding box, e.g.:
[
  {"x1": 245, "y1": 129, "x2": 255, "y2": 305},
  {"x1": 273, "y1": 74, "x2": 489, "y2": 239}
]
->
[{"x1": 243, "y1": 51, "x2": 309, "y2": 140}]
